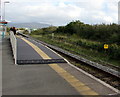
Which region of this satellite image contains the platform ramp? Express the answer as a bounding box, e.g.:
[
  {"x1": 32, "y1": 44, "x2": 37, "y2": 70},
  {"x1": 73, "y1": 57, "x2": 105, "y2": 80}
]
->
[{"x1": 10, "y1": 32, "x2": 66, "y2": 64}]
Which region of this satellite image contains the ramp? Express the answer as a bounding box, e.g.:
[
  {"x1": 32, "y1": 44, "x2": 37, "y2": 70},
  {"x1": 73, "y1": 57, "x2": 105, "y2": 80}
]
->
[{"x1": 16, "y1": 36, "x2": 66, "y2": 64}]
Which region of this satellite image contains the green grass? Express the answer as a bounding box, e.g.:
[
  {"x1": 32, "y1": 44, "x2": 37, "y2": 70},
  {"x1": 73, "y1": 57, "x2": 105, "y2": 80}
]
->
[{"x1": 30, "y1": 34, "x2": 120, "y2": 67}]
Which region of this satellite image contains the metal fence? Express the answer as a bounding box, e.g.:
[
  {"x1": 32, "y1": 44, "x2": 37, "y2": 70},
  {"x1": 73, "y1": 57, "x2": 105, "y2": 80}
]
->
[{"x1": 10, "y1": 31, "x2": 17, "y2": 64}]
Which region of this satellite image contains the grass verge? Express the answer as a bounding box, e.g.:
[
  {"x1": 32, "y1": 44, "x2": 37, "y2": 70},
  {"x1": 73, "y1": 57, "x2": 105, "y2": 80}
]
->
[{"x1": 30, "y1": 34, "x2": 120, "y2": 67}]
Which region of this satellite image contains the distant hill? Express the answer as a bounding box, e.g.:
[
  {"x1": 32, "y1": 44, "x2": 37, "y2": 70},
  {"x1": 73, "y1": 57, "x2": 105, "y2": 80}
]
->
[{"x1": 7, "y1": 22, "x2": 51, "y2": 29}]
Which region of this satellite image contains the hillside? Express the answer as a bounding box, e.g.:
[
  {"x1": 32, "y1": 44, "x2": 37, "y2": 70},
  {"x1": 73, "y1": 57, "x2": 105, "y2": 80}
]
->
[{"x1": 7, "y1": 22, "x2": 51, "y2": 29}]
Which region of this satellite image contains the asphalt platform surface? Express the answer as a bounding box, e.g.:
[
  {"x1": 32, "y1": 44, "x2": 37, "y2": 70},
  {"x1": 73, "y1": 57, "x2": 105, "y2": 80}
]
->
[{"x1": 2, "y1": 36, "x2": 119, "y2": 96}]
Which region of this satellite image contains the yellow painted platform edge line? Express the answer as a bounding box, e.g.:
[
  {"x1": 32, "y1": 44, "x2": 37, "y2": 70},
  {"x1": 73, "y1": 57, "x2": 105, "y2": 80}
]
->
[
  {"x1": 26, "y1": 36, "x2": 120, "y2": 94},
  {"x1": 18, "y1": 36, "x2": 99, "y2": 95},
  {"x1": 49, "y1": 64, "x2": 99, "y2": 95}
]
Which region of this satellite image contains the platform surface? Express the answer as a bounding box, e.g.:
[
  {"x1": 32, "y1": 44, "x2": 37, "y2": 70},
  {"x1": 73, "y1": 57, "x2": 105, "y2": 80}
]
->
[
  {"x1": 17, "y1": 36, "x2": 66, "y2": 64},
  {"x1": 2, "y1": 36, "x2": 119, "y2": 96},
  {"x1": 2, "y1": 37, "x2": 80, "y2": 95}
]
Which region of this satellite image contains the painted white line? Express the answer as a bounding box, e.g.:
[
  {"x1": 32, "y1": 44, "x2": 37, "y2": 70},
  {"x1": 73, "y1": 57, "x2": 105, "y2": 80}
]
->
[
  {"x1": 29, "y1": 38, "x2": 64, "y2": 58},
  {"x1": 108, "y1": 93, "x2": 120, "y2": 95},
  {"x1": 66, "y1": 60, "x2": 120, "y2": 94}
]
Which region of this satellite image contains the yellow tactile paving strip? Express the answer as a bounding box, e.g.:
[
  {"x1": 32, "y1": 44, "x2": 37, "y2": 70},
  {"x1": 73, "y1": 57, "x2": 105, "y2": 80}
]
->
[
  {"x1": 17, "y1": 36, "x2": 51, "y2": 59},
  {"x1": 49, "y1": 64, "x2": 98, "y2": 95},
  {"x1": 18, "y1": 36, "x2": 99, "y2": 95}
]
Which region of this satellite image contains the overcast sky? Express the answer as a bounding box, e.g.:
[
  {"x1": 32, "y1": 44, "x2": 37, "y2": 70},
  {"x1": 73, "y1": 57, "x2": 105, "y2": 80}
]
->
[{"x1": 3, "y1": 0, "x2": 119, "y2": 26}]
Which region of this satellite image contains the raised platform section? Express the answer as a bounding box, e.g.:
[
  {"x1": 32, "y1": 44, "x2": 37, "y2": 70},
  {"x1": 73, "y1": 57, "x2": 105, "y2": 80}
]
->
[{"x1": 16, "y1": 35, "x2": 66, "y2": 64}]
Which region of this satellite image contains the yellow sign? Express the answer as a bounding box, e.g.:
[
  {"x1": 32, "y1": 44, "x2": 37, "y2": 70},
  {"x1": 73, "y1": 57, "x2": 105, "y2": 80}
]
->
[{"x1": 104, "y1": 44, "x2": 109, "y2": 49}]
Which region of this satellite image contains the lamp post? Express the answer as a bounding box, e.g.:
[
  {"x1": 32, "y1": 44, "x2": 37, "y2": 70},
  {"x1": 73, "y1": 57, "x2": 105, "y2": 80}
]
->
[
  {"x1": 1, "y1": 1, "x2": 10, "y2": 37},
  {"x1": 0, "y1": 0, "x2": 1, "y2": 21},
  {"x1": 3, "y1": 1, "x2": 10, "y2": 21},
  {"x1": 118, "y1": 1, "x2": 120, "y2": 25}
]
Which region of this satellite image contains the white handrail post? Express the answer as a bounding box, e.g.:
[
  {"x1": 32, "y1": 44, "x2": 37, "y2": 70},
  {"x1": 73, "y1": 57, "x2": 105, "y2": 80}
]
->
[{"x1": 15, "y1": 34, "x2": 17, "y2": 64}]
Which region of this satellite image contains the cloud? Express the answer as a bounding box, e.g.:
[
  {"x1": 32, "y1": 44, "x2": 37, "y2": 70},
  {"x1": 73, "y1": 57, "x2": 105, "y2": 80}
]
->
[{"x1": 5, "y1": 0, "x2": 120, "y2": 25}]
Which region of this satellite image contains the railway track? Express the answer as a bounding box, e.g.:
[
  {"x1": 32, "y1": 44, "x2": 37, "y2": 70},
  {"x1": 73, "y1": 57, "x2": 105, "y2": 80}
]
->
[
  {"x1": 57, "y1": 52, "x2": 120, "y2": 90},
  {"x1": 47, "y1": 45, "x2": 120, "y2": 90},
  {"x1": 18, "y1": 33, "x2": 120, "y2": 90}
]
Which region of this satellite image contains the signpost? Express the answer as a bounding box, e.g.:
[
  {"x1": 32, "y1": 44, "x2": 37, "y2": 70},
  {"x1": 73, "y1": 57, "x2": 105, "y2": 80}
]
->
[
  {"x1": 52, "y1": 33, "x2": 54, "y2": 39},
  {"x1": 104, "y1": 44, "x2": 109, "y2": 54},
  {"x1": 104, "y1": 44, "x2": 109, "y2": 49}
]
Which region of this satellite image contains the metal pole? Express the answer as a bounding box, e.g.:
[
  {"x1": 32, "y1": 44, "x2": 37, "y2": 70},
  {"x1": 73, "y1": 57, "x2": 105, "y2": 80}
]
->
[
  {"x1": 3, "y1": 1, "x2": 10, "y2": 36},
  {"x1": 3, "y1": 1, "x2": 10, "y2": 21},
  {"x1": 3, "y1": 2, "x2": 5, "y2": 21},
  {"x1": 118, "y1": 1, "x2": 120, "y2": 25},
  {"x1": 0, "y1": 0, "x2": 2, "y2": 21},
  {"x1": 0, "y1": 0, "x2": 1, "y2": 20}
]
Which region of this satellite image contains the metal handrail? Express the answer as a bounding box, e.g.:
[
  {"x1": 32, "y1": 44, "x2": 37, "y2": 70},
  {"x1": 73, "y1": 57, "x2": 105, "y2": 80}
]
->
[{"x1": 10, "y1": 31, "x2": 17, "y2": 64}]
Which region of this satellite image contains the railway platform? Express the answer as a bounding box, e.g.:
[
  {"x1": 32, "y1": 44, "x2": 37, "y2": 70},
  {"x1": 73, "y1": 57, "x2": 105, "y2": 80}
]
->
[
  {"x1": 16, "y1": 35, "x2": 66, "y2": 64},
  {"x1": 2, "y1": 34, "x2": 120, "y2": 96}
]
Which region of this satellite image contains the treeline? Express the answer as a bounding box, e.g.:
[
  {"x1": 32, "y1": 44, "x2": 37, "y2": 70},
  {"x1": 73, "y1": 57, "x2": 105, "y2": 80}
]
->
[
  {"x1": 56, "y1": 20, "x2": 120, "y2": 45},
  {"x1": 31, "y1": 20, "x2": 120, "y2": 45},
  {"x1": 31, "y1": 26, "x2": 57, "y2": 35},
  {"x1": 31, "y1": 20, "x2": 120, "y2": 60}
]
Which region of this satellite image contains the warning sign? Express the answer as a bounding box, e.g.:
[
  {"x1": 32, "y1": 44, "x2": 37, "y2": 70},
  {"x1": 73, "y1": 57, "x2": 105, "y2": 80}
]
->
[{"x1": 104, "y1": 44, "x2": 109, "y2": 49}]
